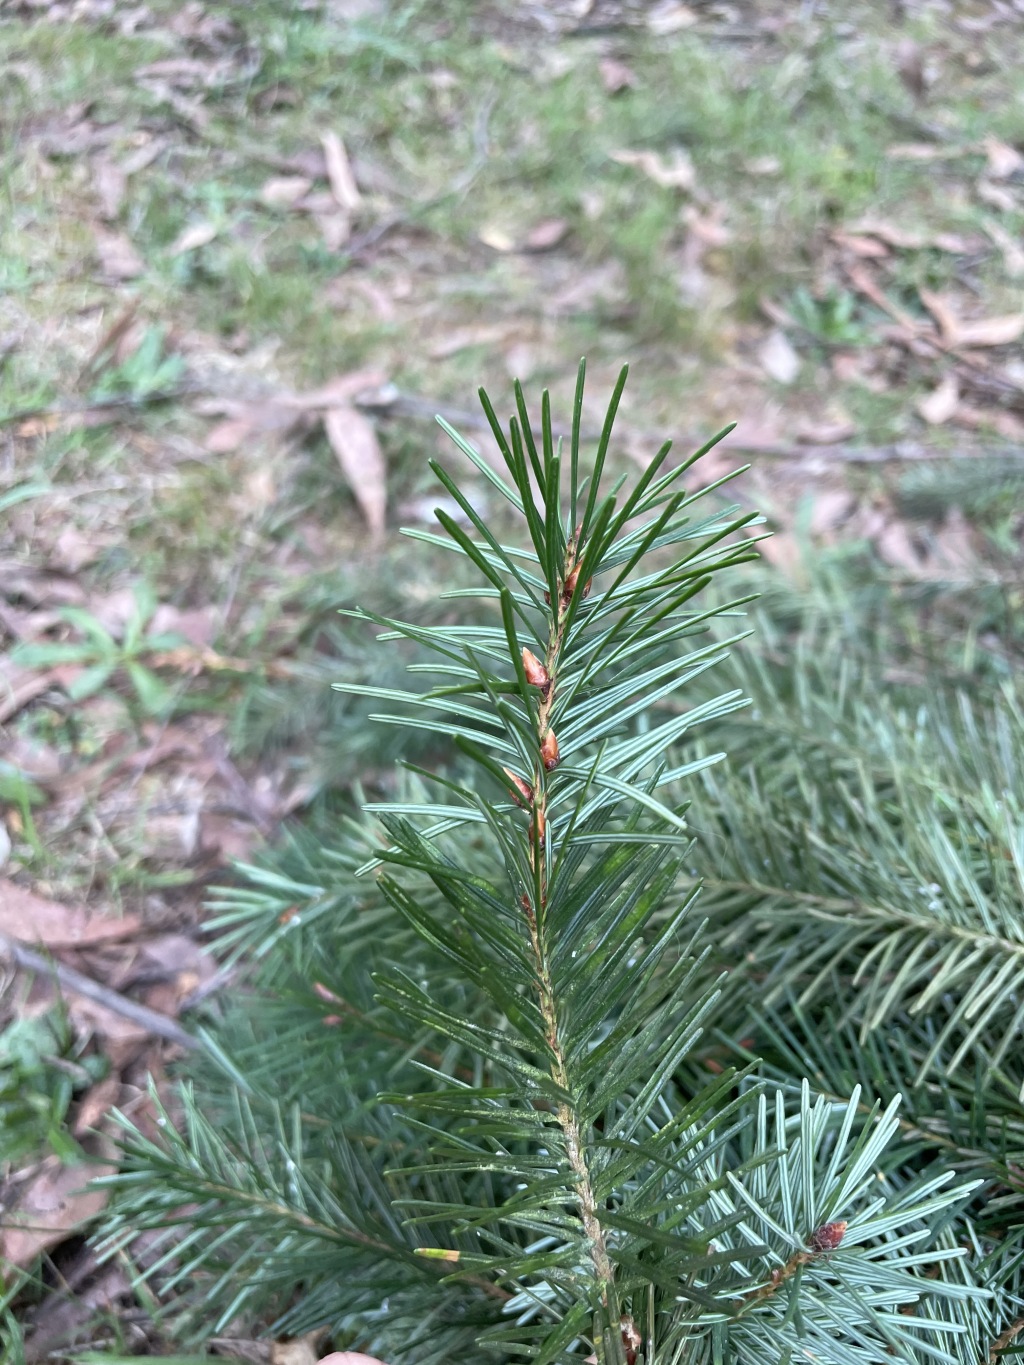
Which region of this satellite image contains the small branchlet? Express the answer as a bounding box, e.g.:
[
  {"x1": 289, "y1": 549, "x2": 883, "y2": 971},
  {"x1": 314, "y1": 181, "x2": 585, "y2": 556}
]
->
[{"x1": 738, "y1": 1221, "x2": 849, "y2": 1312}]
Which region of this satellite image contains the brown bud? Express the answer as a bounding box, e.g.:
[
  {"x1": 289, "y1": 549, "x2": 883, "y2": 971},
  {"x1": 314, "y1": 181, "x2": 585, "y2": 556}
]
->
[
  {"x1": 562, "y1": 564, "x2": 580, "y2": 601},
  {"x1": 503, "y1": 767, "x2": 534, "y2": 807},
  {"x1": 541, "y1": 729, "x2": 560, "y2": 771},
  {"x1": 620, "y1": 1314, "x2": 641, "y2": 1365},
  {"x1": 582, "y1": 577, "x2": 592, "y2": 598},
  {"x1": 809, "y1": 1220, "x2": 847, "y2": 1253},
  {"x1": 312, "y1": 981, "x2": 343, "y2": 1005},
  {"x1": 522, "y1": 647, "x2": 550, "y2": 691}
]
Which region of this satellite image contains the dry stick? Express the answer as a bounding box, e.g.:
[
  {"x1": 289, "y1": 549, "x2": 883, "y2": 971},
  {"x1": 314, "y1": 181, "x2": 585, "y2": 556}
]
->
[
  {"x1": 845, "y1": 260, "x2": 1024, "y2": 403},
  {"x1": 990, "y1": 1315, "x2": 1024, "y2": 1363},
  {"x1": 356, "y1": 387, "x2": 1024, "y2": 466},
  {"x1": 0, "y1": 383, "x2": 208, "y2": 430},
  {"x1": 0, "y1": 932, "x2": 200, "y2": 1051}
]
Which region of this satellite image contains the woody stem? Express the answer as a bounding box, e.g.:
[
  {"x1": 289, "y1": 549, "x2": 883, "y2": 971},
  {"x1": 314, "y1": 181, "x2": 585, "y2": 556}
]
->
[{"x1": 521, "y1": 542, "x2": 617, "y2": 1317}]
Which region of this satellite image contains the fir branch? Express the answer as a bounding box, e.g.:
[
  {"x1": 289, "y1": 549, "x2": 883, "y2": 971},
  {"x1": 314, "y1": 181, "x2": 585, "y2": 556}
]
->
[{"x1": 95, "y1": 366, "x2": 1010, "y2": 1363}]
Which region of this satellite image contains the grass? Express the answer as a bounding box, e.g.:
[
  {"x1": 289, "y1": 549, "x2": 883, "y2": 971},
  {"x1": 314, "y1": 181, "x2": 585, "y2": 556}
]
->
[
  {"x1": 1, "y1": 0, "x2": 1021, "y2": 878},
  {"x1": 2, "y1": 1, "x2": 1024, "y2": 1354}
]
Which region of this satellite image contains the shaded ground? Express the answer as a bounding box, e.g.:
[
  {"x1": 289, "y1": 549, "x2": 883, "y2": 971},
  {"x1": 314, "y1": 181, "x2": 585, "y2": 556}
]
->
[{"x1": 1, "y1": 0, "x2": 1023, "y2": 1357}]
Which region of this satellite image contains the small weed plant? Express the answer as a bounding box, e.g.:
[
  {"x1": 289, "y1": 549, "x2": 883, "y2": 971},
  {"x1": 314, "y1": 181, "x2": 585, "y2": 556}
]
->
[{"x1": 98, "y1": 367, "x2": 1022, "y2": 1363}]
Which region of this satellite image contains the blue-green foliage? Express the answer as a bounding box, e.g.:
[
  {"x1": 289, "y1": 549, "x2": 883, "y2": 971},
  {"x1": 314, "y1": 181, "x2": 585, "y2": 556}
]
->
[{"x1": 96, "y1": 367, "x2": 1016, "y2": 1364}]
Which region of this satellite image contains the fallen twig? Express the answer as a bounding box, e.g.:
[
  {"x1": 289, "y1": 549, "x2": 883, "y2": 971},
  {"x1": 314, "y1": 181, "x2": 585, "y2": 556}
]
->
[
  {"x1": 0, "y1": 933, "x2": 201, "y2": 1051},
  {"x1": 355, "y1": 386, "x2": 1024, "y2": 466},
  {"x1": 0, "y1": 384, "x2": 208, "y2": 431}
]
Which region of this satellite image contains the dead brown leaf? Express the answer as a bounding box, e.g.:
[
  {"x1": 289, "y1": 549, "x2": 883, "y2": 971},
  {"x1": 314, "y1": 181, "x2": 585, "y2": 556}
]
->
[
  {"x1": 204, "y1": 416, "x2": 256, "y2": 453},
  {"x1": 202, "y1": 398, "x2": 309, "y2": 453},
  {"x1": 757, "y1": 330, "x2": 800, "y2": 385},
  {"x1": 428, "y1": 323, "x2": 511, "y2": 360},
  {"x1": 523, "y1": 218, "x2": 570, "y2": 251},
  {"x1": 135, "y1": 56, "x2": 220, "y2": 87},
  {"x1": 646, "y1": 1, "x2": 699, "y2": 34},
  {"x1": 895, "y1": 38, "x2": 927, "y2": 99},
  {"x1": 1, "y1": 736, "x2": 64, "y2": 784},
  {"x1": 795, "y1": 415, "x2": 856, "y2": 444},
  {"x1": 920, "y1": 288, "x2": 1024, "y2": 347},
  {"x1": 271, "y1": 1333, "x2": 324, "y2": 1365},
  {"x1": 49, "y1": 524, "x2": 99, "y2": 575},
  {"x1": 15, "y1": 414, "x2": 62, "y2": 438},
  {"x1": 983, "y1": 135, "x2": 1024, "y2": 180},
  {"x1": 610, "y1": 147, "x2": 695, "y2": 191},
  {"x1": 916, "y1": 374, "x2": 960, "y2": 425},
  {"x1": 169, "y1": 221, "x2": 218, "y2": 256},
  {"x1": 120, "y1": 136, "x2": 167, "y2": 176},
  {"x1": 321, "y1": 131, "x2": 362, "y2": 212},
  {"x1": 599, "y1": 57, "x2": 636, "y2": 94},
  {"x1": 844, "y1": 262, "x2": 920, "y2": 332},
  {"x1": 19, "y1": 1261, "x2": 129, "y2": 1362},
  {"x1": 259, "y1": 174, "x2": 314, "y2": 209},
  {"x1": 135, "y1": 932, "x2": 215, "y2": 997},
  {"x1": 72, "y1": 1075, "x2": 122, "y2": 1138},
  {"x1": 324, "y1": 408, "x2": 386, "y2": 537},
  {"x1": 92, "y1": 157, "x2": 126, "y2": 221},
  {"x1": 952, "y1": 404, "x2": 1024, "y2": 440},
  {"x1": 917, "y1": 288, "x2": 960, "y2": 343},
  {"x1": 0, "y1": 880, "x2": 141, "y2": 947},
  {"x1": 876, "y1": 519, "x2": 924, "y2": 573},
  {"x1": 289, "y1": 370, "x2": 387, "y2": 411},
  {"x1": 478, "y1": 224, "x2": 515, "y2": 252},
  {"x1": 209, "y1": 1340, "x2": 273, "y2": 1365},
  {"x1": 202, "y1": 373, "x2": 386, "y2": 455},
  {"x1": 932, "y1": 507, "x2": 976, "y2": 574},
  {"x1": 846, "y1": 221, "x2": 980, "y2": 254},
  {"x1": 983, "y1": 220, "x2": 1024, "y2": 279},
  {"x1": 0, "y1": 1156, "x2": 116, "y2": 1270},
  {"x1": 977, "y1": 179, "x2": 1017, "y2": 213},
  {"x1": 832, "y1": 231, "x2": 890, "y2": 259},
  {"x1": 315, "y1": 211, "x2": 351, "y2": 251},
  {"x1": 83, "y1": 302, "x2": 139, "y2": 375},
  {"x1": 0, "y1": 562, "x2": 89, "y2": 606},
  {"x1": 93, "y1": 231, "x2": 145, "y2": 282},
  {"x1": 149, "y1": 603, "x2": 218, "y2": 648},
  {"x1": 65, "y1": 994, "x2": 151, "y2": 1069},
  {"x1": 809, "y1": 490, "x2": 855, "y2": 536},
  {"x1": 88, "y1": 585, "x2": 140, "y2": 639},
  {"x1": 0, "y1": 660, "x2": 80, "y2": 724},
  {"x1": 295, "y1": 190, "x2": 340, "y2": 215},
  {"x1": 677, "y1": 204, "x2": 731, "y2": 299},
  {"x1": 886, "y1": 142, "x2": 969, "y2": 162}
]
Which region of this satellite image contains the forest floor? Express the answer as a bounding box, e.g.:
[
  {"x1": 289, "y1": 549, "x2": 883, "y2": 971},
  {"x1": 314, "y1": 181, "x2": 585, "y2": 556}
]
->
[{"x1": 1, "y1": 0, "x2": 1023, "y2": 1358}]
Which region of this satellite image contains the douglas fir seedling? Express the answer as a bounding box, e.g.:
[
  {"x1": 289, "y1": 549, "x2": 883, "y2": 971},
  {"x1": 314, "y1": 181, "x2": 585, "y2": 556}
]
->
[{"x1": 99, "y1": 366, "x2": 1000, "y2": 1365}]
